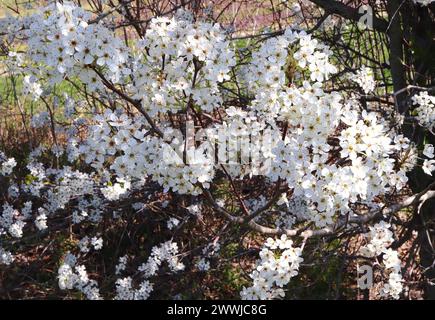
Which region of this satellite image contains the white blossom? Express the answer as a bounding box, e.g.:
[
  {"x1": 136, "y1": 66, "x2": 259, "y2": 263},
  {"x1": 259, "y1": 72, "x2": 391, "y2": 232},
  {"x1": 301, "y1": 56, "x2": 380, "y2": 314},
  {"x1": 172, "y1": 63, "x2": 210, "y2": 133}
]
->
[
  {"x1": 352, "y1": 66, "x2": 376, "y2": 94},
  {"x1": 241, "y1": 235, "x2": 303, "y2": 300}
]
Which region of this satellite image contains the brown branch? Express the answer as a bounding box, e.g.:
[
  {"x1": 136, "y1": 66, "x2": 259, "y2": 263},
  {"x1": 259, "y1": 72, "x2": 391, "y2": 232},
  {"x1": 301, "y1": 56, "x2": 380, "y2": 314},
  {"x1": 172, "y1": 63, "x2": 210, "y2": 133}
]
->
[
  {"x1": 91, "y1": 67, "x2": 164, "y2": 138},
  {"x1": 308, "y1": 0, "x2": 389, "y2": 33},
  {"x1": 206, "y1": 180, "x2": 435, "y2": 239}
]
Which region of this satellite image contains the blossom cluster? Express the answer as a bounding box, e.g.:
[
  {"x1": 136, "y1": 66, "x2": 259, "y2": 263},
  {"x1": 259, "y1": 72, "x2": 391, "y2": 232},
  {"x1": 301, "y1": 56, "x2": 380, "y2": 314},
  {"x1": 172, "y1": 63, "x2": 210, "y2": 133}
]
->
[
  {"x1": 0, "y1": 152, "x2": 17, "y2": 176},
  {"x1": 241, "y1": 235, "x2": 303, "y2": 300},
  {"x1": 0, "y1": 247, "x2": 14, "y2": 265},
  {"x1": 28, "y1": 2, "x2": 127, "y2": 87},
  {"x1": 115, "y1": 241, "x2": 184, "y2": 300},
  {"x1": 411, "y1": 91, "x2": 435, "y2": 130},
  {"x1": 352, "y1": 66, "x2": 376, "y2": 94},
  {"x1": 56, "y1": 240, "x2": 184, "y2": 300},
  {"x1": 132, "y1": 12, "x2": 236, "y2": 115},
  {"x1": 360, "y1": 221, "x2": 403, "y2": 299},
  {"x1": 194, "y1": 242, "x2": 221, "y2": 272},
  {"x1": 76, "y1": 108, "x2": 215, "y2": 195},
  {"x1": 58, "y1": 253, "x2": 102, "y2": 300},
  {"x1": 420, "y1": 142, "x2": 435, "y2": 176}
]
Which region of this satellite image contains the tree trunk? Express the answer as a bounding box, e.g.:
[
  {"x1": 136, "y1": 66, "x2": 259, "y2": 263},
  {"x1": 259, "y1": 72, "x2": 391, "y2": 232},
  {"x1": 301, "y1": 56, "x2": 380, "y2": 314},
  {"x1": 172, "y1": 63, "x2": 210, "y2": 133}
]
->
[{"x1": 397, "y1": 1, "x2": 435, "y2": 299}]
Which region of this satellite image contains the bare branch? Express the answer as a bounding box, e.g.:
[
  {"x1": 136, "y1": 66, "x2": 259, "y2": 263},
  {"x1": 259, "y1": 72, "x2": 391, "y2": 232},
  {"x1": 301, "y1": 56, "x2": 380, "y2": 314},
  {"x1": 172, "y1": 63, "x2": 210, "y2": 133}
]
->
[{"x1": 308, "y1": 0, "x2": 389, "y2": 32}]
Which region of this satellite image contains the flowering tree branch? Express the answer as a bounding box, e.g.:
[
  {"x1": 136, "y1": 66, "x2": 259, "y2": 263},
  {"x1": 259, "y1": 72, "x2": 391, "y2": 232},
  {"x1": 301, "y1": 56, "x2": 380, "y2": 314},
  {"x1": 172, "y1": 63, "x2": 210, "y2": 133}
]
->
[
  {"x1": 204, "y1": 181, "x2": 435, "y2": 239},
  {"x1": 91, "y1": 66, "x2": 164, "y2": 138}
]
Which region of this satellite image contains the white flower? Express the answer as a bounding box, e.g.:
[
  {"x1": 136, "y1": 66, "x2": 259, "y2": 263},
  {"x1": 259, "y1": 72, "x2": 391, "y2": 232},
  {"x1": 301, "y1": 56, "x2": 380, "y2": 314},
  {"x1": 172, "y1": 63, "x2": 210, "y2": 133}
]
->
[
  {"x1": 360, "y1": 221, "x2": 404, "y2": 299},
  {"x1": 115, "y1": 277, "x2": 153, "y2": 300},
  {"x1": 138, "y1": 241, "x2": 184, "y2": 277},
  {"x1": 35, "y1": 212, "x2": 48, "y2": 230},
  {"x1": 241, "y1": 236, "x2": 303, "y2": 300},
  {"x1": 30, "y1": 112, "x2": 50, "y2": 128},
  {"x1": 101, "y1": 178, "x2": 131, "y2": 201},
  {"x1": 78, "y1": 237, "x2": 91, "y2": 253},
  {"x1": 196, "y1": 258, "x2": 210, "y2": 271},
  {"x1": 0, "y1": 157, "x2": 17, "y2": 175},
  {"x1": 352, "y1": 66, "x2": 376, "y2": 94},
  {"x1": 423, "y1": 144, "x2": 434, "y2": 159},
  {"x1": 422, "y1": 159, "x2": 435, "y2": 176},
  {"x1": 116, "y1": 255, "x2": 128, "y2": 275},
  {"x1": 0, "y1": 248, "x2": 14, "y2": 265},
  {"x1": 58, "y1": 263, "x2": 76, "y2": 290},
  {"x1": 8, "y1": 221, "x2": 25, "y2": 238},
  {"x1": 23, "y1": 75, "x2": 43, "y2": 100},
  {"x1": 167, "y1": 217, "x2": 180, "y2": 230},
  {"x1": 412, "y1": 91, "x2": 435, "y2": 129},
  {"x1": 57, "y1": 256, "x2": 102, "y2": 299},
  {"x1": 187, "y1": 204, "x2": 202, "y2": 217},
  {"x1": 72, "y1": 210, "x2": 88, "y2": 224},
  {"x1": 91, "y1": 237, "x2": 103, "y2": 250}
]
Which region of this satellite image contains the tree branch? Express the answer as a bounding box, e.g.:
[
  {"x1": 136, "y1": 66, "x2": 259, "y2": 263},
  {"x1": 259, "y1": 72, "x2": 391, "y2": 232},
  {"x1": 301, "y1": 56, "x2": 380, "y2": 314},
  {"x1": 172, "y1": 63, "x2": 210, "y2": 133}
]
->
[
  {"x1": 308, "y1": 0, "x2": 389, "y2": 33},
  {"x1": 206, "y1": 181, "x2": 435, "y2": 239}
]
